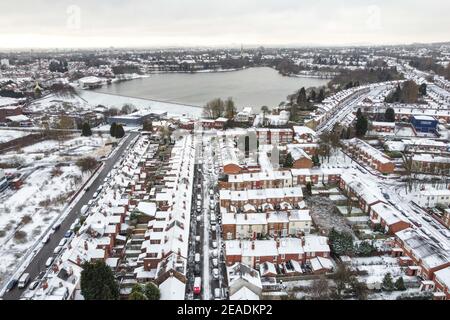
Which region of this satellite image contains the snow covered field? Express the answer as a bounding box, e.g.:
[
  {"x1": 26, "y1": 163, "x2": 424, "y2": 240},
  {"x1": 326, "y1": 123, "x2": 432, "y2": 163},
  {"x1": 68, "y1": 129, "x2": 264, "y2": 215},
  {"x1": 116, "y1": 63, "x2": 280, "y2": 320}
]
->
[
  {"x1": 0, "y1": 134, "x2": 113, "y2": 168},
  {"x1": 0, "y1": 130, "x2": 31, "y2": 144},
  {"x1": 0, "y1": 165, "x2": 88, "y2": 288},
  {"x1": 26, "y1": 90, "x2": 203, "y2": 119}
]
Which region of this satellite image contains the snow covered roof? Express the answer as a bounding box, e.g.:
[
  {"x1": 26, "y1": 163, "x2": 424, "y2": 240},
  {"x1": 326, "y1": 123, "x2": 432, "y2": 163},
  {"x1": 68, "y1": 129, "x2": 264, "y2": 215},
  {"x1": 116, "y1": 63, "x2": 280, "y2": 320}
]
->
[
  {"x1": 371, "y1": 202, "x2": 409, "y2": 226},
  {"x1": 159, "y1": 277, "x2": 186, "y2": 300},
  {"x1": 310, "y1": 256, "x2": 334, "y2": 272},
  {"x1": 303, "y1": 236, "x2": 330, "y2": 253},
  {"x1": 434, "y1": 266, "x2": 450, "y2": 289},
  {"x1": 136, "y1": 201, "x2": 157, "y2": 217},
  {"x1": 230, "y1": 287, "x2": 260, "y2": 300}
]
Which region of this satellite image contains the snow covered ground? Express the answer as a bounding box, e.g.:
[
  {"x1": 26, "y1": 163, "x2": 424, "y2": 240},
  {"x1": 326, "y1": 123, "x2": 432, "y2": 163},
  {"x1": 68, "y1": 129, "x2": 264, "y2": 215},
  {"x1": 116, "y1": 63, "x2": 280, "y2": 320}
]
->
[
  {"x1": 0, "y1": 130, "x2": 31, "y2": 144},
  {"x1": 26, "y1": 89, "x2": 203, "y2": 119},
  {"x1": 0, "y1": 165, "x2": 88, "y2": 288},
  {"x1": 0, "y1": 134, "x2": 113, "y2": 168}
]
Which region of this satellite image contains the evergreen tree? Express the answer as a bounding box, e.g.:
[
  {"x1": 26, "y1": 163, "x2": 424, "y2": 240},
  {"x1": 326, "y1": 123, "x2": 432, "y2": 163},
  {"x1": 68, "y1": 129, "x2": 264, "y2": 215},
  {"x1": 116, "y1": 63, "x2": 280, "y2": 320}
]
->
[
  {"x1": 394, "y1": 277, "x2": 406, "y2": 291},
  {"x1": 329, "y1": 228, "x2": 355, "y2": 256},
  {"x1": 382, "y1": 273, "x2": 395, "y2": 291},
  {"x1": 115, "y1": 124, "x2": 125, "y2": 138},
  {"x1": 306, "y1": 182, "x2": 312, "y2": 195},
  {"x1": 317, "y1": 88, "x2": 325, "y2": 103},
  {"x1": 355, "y1": 114, "x2": 368, "y2": 137},
  {"x1": 419, "y1": 83, "x2": 427, "y2": 96},
  {"x1": 384, "y1": 107, "x2": 396, "y2": 122},
  {"x1": 312, "y1": 154, "x2": 320, "y2": 167},
  {"x1": 144, "y1": 282, "x2": 161, "y2": 300},
  {"x1": 284, "y1": 153, "x2": 294, "y2": 168},
  {"x1": 309, "y1": 90, "x2": 317, "y2": 102},
  {"x1": 80, "y1": 261, "x2": 119, "y2": 300},
  {"x1": 81, "y1": 122, "x2": 92, "y2": 137},
  {"x1": 297, "y1": 87, "x2": 308, "y2": 108},
  {"x1": 110, "y1": 122, "x2": 118, "y2": 138},
  {"x1": 356, "y1": 108, "x2": 362, "y2": 119}
]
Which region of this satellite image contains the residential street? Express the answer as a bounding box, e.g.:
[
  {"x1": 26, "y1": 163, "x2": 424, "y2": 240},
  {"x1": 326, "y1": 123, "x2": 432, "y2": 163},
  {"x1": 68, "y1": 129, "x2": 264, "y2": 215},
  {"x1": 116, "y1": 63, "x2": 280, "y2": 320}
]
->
[{"x1": 1, "y1": 131, "x2": 139, "y2": 300}]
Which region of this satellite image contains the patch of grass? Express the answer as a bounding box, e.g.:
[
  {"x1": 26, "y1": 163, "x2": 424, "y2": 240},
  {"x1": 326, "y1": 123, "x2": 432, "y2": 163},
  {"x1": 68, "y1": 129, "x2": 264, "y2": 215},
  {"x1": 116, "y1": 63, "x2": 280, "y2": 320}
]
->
[
  {"x1": 21, "y1": 215, "x2": 32, "y2": 225},
  {"x1": 13, "y1": 230, "x2": 27, "y2": 243}
]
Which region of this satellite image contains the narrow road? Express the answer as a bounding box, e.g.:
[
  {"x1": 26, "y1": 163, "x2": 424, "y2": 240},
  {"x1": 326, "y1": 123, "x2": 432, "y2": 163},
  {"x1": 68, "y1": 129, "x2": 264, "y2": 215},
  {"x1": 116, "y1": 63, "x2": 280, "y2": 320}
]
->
[{"x1": 1, "y1": 131, "x2": 140, "y2": 300}]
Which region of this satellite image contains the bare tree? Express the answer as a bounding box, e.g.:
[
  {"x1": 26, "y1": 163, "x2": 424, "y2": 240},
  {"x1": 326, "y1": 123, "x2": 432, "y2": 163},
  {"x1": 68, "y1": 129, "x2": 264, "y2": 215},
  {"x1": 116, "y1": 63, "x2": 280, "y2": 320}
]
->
[{"x1": 308, "y1": 276, "x2": 330, "y2": 300}]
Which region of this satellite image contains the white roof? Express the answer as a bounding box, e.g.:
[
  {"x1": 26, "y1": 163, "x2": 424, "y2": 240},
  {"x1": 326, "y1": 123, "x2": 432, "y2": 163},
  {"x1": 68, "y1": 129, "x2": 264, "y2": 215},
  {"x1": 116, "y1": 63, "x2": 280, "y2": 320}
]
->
[
  {"x1": 159, "y1": 277, "x2": 186, "y2": 300},
  {"x1": 230, "y1": 287, "x2": 260, "y2": 300},
  {"x1": 137, "y1": 201, "x2": 157, "y2": 217},
  {"x1": 434, "y1": 266, "x2": 450, "y2": 289}
]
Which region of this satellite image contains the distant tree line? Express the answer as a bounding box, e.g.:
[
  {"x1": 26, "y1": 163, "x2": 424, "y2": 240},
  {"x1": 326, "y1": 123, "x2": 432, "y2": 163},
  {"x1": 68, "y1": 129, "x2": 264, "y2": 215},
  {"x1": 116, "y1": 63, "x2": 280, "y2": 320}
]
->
[
  {"x1": 329, "y1": 67, "x2": 403, "y2": 91},
  {"x1": 410, "y1": 57, "x2": 450, "y2": 81}
]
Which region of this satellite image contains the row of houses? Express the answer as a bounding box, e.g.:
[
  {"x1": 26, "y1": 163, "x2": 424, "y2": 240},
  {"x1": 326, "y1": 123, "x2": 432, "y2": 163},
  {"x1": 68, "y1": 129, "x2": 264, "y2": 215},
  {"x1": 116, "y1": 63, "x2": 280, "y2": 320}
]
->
[
  {"x1": 339, "y1": 173, "x2": 411, "y2": 234},
  {"x1": 220, "y1": 168, "x2": 342, "y2": 191},
  {"x1": 222, "y1": 210, "x2": 312, "y2": 240},
  {"x1": 394, "y1": 228, "x2": 450, "y2": 300},
  {"x1": 224, "y1": 236, "x2": 331, "y2": 269},
  {"x1": 341, "y1": 138, "x2": 395, "y2": 174},
  {"x1": 219, "y1": 187, "x2": 304, "y2": 212}
]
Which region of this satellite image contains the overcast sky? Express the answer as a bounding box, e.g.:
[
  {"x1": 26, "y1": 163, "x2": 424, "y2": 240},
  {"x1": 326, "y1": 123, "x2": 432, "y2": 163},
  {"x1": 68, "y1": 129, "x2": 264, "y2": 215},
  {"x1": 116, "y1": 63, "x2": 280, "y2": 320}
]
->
[{"x1": 0, "y1": 0, "x2": 449, "y2": 49}]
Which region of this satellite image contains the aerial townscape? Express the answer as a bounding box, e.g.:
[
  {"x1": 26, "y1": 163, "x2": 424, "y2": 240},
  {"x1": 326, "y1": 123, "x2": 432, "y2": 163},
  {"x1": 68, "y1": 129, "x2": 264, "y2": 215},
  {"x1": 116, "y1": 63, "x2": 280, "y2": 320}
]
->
[{"x1": 0, "y1": 0, "x2": 449, "y2": 305}]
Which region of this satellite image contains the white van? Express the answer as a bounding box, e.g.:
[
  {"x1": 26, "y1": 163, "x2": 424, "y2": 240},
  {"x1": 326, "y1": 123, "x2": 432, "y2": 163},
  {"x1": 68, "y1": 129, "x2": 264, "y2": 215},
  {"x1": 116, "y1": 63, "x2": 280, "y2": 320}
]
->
[
  {"x1": 210, "y1": 214, "x2": 216, "y2": 225},
  {"x1": 18, "y1": 273, "x2": 30, "y2": 289},
  {"x1": 195, "y1": 253, "x2": 201, "y2": 263}
]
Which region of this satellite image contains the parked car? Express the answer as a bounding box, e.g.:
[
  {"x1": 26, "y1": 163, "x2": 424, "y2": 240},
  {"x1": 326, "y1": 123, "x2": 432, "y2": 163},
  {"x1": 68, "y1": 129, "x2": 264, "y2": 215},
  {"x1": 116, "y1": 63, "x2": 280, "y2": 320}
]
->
[
  {"x1": 212, "y1": 268, "x2": 219, "y2": 279},
  {"x1": 51, "y1": 222, "x2": 61, "y2": 231},
  {"x1": 212, "y1": 249, "x2": 218, "y2": 258},
  {"x1": 64, "y1": 230, "x2": 73, "y2": 238},
  {"x1": 212, "y1": 258, "x2": 218, "y2": 267},
  {"x1": 53, "y1": 246, "x2": 63, "y2": 255},
  {"x1": 41, "y1": 235, "x2": 50, "y2": 245},
  {"x1": 194, "y1": 264, "x2": 201, "y2": 276},
  {"x1": 193, "y1": 277, "x2": 201, "y2": 295},
  {"x1": 58, "y1": 238, "x2": 67, "y2": 247},
  {"x1": 45, "y1": 257, "x2": 54, "y2": 268},
  {"x1": 214, "y1": 288, "x2": 222, "y2": 299},
  {"x1": 212, "y1": 241, "x2": 218, "y2": 249},
  {"x1": 28, "y1": 280, "x2": 39, "y2": 291},
  {"x1": 195, "y1": 253, "x2": 201, "y2": 263},
  {"x1": 6, "y1": 279, "x2": 18, "y2": 292}
]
